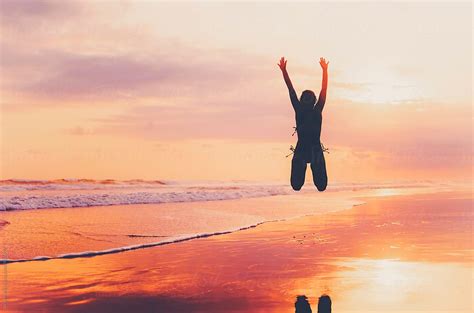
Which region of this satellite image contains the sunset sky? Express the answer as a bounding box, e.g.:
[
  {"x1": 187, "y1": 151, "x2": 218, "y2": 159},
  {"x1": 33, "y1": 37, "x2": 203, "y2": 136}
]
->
[{"x1": 1, "y1": 1, "x2": 472, "y2": 182}]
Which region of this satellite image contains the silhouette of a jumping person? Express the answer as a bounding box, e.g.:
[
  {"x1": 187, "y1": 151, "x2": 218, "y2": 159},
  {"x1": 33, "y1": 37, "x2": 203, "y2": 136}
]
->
[{"x1": 278, "y1": 57, "x2": 329, "y2": 191}]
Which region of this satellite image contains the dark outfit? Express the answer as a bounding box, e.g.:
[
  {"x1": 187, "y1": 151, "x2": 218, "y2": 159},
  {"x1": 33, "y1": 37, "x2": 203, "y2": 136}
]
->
[{"x1": 289, "y1": 88, "x2": 328, "y2": 191}]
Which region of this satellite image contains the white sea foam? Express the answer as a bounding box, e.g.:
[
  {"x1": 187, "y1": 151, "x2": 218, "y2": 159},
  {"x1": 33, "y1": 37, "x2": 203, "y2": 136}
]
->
[
  {"x1": 1, "y1": 221, "x2": 272, "y2": 264},
  {"x1": 0, "y1": 181, "x2": 289, "y2": 211},
  {"x1": 0, "y1": 179, "x2": 438, "y2": 211}
]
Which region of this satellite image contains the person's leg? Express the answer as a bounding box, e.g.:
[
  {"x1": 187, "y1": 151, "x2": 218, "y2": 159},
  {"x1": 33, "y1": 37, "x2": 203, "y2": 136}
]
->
[
  {"x1": 311, "y1": 145, "x2": 328, "y2": 191},
  {"x1": 291, "y1": 154, "x2": 307, "y2": 191}
]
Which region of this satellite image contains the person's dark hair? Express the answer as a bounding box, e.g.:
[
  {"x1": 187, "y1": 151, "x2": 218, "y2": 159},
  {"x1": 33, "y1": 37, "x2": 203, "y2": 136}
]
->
[
  {"x1": 317, "y1": 295, "x2": 332, "y2": 313},
  {"x1": 300, "y1": 90, "x2": 317, "y2": 106}
]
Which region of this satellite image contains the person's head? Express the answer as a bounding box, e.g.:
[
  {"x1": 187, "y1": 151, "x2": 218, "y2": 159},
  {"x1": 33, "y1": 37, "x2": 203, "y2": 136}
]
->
[
  {"x1": 300, "y1": 90, "x2": 317, "y2": 110},
  {"x1": 317, "y1": 295, "x2": 332, "y2": 313}
]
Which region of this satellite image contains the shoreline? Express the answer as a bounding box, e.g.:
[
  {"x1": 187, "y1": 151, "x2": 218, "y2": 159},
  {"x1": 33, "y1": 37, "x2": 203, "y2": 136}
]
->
[
  {"x1": 1, "y1": 186, "x2": 469, "y2": 264},
  {"x1": 0, "y1": 190, "x2": 365, "y2": 262},
  {"x1": 3, "y1": 190, "x2": 473, "y2": 312},
  {"x1": 1, "y1": 220, "x2": 273, "y2": 264}
]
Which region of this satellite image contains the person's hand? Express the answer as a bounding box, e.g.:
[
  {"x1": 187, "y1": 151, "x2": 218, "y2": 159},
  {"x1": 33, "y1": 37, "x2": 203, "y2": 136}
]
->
[
  {"x1": 319, "y1": 57, "x2": 329, "y2": 70},
  {"x1": 277, "y1": 57, "x2": 287, "y2": 71}
]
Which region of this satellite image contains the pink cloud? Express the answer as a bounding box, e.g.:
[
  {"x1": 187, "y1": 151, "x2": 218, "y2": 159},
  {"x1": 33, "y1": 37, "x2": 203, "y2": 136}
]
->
[
  {"x1": 0, "y1": 0, "x2": 80, "y2": 28},
  {"x1": 1, "y1": 40, "x2": 274, "y2": 105},
  {"x1": 1, "y1": 1, "x2": 470, "y2": 178},
  {"x1": 66, "y1": 126, "x2": 94, "y2": 136}
]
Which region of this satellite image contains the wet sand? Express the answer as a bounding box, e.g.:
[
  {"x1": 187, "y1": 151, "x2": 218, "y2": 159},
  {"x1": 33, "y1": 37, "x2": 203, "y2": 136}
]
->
[
  {"x1": 2, "y1": 191, "x2": 473, "y2": 312},
  {"x1": 1, "y1": 192, "x2": 360, "y2": 260}
]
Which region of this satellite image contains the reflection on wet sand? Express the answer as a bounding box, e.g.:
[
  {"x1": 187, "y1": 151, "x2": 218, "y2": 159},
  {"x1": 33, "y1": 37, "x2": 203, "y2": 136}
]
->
[
  {"x1": 2, "y1": 192, "x2": 473, "y2": 312},
  {"x1": 295, "y1": 295, "x2": 313, "y2": 313},
  {"x1": 295, "y1": 294, "x2": 331, "y2": 313}
]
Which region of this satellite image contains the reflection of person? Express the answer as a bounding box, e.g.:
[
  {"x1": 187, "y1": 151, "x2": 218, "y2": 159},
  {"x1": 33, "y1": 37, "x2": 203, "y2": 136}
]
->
[
  {"x1": 295, "y1": 295, "x2": 312, "y2": 313},
  {"x1": 278, "y1": 57, "x2": 329, "y2": 191},
  {"x1": 317, "y1": 294, "x2": 332, "y2": 313},
  {"x1": 295, "y1": 294, "x2": 332, "y2": 313}
]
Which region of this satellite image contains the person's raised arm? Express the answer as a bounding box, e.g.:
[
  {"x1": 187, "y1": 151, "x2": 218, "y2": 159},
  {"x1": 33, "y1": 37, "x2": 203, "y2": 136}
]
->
[
  {"x1": 316, "y1": 57, "x2": 329, "y2": 111},
  {"x1": 278, "y1": 57, "x2": 299, "y2": 109}
]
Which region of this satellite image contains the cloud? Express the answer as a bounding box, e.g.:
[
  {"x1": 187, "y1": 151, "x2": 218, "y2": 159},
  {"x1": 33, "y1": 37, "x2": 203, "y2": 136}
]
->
[
  {"x1": 0, "y1": 0, "x2": 81, "y2": 29},
  {"x1": 91, "y1": 94, "x2": 290, "y2": 141},
  {"x1": 16, "y1": 53, "x2": 167, "y2": 99},
  {"x1": 1, "y1": 0, "x2": 70, "y2": 17},
  {"x1": 2, "y1": 1, "x2": 471, "y2": 179},
  {"x1": 92, "y1": 96, "x2": 472, "y2": 170},
  {"x1": 322, "y1": 99, "x2": 472, "y2": 170},
  {"x1": 331, "y1": 81, "x2": 368, "y2": 91},
  {"x1": 1, "y1": 38, "x2": 275, "y2": 106},
  {"x1": 65, "y1": 126, "x2": 94, "y2": 136},
  {"x1": 0, "y1": 1, "x2": 263, "y2": 105}
]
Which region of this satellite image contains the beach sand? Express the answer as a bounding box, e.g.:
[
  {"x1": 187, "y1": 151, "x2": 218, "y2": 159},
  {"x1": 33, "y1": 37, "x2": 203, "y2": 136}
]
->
[{"x1": 2, "y1": 191, "x2": 472, "y2": 312}]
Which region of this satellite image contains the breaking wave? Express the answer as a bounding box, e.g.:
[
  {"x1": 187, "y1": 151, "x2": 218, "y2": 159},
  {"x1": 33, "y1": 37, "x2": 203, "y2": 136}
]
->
[{"x1": 0, "y1": 179, "x2": 289, "y2": 211}]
